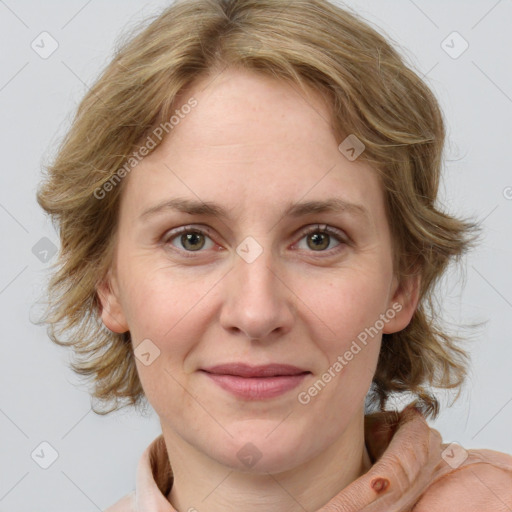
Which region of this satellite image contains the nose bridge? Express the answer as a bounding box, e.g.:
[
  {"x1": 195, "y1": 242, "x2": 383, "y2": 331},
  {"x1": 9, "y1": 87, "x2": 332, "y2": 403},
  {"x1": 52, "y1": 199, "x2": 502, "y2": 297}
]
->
[
  {"x1": 219, "y1": 237, "x2": 293, "y2": 340},
  {"x1": 237, "y1": 242, "x2": 277, "y2": 298}
]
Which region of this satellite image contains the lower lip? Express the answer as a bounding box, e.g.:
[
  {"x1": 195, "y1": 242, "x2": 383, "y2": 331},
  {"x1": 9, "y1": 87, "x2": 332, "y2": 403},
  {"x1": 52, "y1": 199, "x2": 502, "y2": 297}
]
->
[{"x1": 202, "y1": 371, "x2": 309, "y2": 400}]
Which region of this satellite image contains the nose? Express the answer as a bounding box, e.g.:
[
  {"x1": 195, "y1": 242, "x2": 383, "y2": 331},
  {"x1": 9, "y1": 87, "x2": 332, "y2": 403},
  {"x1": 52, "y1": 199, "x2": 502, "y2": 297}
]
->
[{"x1": 219, "y1": 242, "x2": 295, "y2": 341}]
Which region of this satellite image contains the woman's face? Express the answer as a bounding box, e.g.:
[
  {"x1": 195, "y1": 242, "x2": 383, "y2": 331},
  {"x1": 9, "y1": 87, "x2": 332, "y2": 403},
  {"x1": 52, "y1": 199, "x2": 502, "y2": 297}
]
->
[{"x1": 98, "y1": 68, "x2": 418, "y2": 473}]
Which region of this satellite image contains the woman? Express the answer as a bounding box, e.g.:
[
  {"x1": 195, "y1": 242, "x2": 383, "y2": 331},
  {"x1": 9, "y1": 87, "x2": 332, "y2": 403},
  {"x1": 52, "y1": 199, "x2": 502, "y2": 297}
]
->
[{"x1": 36, "y1": 0, "x2": 512, "y2": 510}]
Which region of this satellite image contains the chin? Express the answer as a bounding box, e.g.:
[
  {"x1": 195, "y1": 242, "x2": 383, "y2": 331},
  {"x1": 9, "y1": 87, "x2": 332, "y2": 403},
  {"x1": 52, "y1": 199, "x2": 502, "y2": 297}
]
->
[{"x1": 203, "y1": 427, "x2": 311, "y2": 474}]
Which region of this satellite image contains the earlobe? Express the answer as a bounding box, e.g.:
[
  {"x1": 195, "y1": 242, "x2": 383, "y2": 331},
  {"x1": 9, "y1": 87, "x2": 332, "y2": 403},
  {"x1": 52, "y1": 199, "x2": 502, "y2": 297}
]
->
[
  {"x1": 96, "y1": 270, "x2": 129, "y2": 333},
  {"x1": 382, "y1": 272, "x2": 421, "y2": 334}
]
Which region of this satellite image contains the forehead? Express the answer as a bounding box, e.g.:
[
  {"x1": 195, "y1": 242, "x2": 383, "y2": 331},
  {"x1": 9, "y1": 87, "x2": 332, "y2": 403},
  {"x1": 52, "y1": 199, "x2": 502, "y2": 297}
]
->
[
  {"x1": 164, "y1": 68, "x2": 337, "y2": 158},
  {"x1": 120, "y1": 67, "x2": 384, "y2": 225}
]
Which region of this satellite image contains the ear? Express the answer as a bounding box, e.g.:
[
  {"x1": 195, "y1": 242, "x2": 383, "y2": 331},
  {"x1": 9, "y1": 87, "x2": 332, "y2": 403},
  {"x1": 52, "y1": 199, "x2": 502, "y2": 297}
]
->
[
  {"x1": 96, "y1": 268, "x2": 129, "y2": 333},
  {"x1": 382, "y1": 271, "x2": 421, "y2": 334}
]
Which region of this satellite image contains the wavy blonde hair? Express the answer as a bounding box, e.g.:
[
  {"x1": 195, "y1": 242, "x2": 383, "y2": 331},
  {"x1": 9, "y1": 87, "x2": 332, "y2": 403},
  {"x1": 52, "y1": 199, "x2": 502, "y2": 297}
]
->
[{"x1": 36, "y1": 0, "x2": 481, "y2": 418}]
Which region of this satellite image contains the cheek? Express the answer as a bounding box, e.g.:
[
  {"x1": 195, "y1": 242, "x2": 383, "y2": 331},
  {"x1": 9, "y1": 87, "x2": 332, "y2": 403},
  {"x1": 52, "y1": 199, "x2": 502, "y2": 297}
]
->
[
  {"x1": 122, "y1": 272, "x2": 202, "y2": 408},
  {"x1": 118, "y1": 262, "x2": 217, "y2": 393},
  {"x1": 292, "y1": 263, "x2": 391, "y2": 405},
  {"x1": 118, "y1": 258, "x2": 208, "y2": 341},
  {"x1": 299, "y1": 265, "x2": 392, "y2": 347}
]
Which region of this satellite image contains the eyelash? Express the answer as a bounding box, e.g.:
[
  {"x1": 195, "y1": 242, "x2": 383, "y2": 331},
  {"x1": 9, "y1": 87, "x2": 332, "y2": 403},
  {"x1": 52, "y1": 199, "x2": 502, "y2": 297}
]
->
[{"x1": 161, "y1": 224, "x2": 349, "y2": 258}]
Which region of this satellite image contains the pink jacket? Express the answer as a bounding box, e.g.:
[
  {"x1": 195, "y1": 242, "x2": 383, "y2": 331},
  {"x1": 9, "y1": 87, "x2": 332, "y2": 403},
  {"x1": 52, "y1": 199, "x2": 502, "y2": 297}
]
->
[{"x1": 105, "y1": 405, "x2": 512, "y2": 511}]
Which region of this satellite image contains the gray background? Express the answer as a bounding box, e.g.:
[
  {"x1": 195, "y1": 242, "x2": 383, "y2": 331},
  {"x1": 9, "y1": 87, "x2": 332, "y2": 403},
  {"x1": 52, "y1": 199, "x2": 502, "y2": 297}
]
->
[{"x1": 0, "y1": 0, "x2": 511, "y2": 510}]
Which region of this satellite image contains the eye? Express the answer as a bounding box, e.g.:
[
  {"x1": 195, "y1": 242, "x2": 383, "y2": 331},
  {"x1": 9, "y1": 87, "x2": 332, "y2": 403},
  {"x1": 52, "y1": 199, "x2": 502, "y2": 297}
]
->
[
  {"x1": 163, "y1": 226, "x2": 216, "y2": 253},
  {"x1": 161, "y1": 223, "x2": 348, "y2": 257},
  {"x1": 295, "y1": 224, "x2": 347, "y2": 253}
]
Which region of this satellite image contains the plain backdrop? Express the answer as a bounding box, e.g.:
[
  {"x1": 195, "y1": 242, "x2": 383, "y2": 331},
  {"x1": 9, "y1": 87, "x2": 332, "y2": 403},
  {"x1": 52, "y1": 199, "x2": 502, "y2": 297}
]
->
[{"x1": 0, "y1": 0, "x2": 511, "y2": 510}]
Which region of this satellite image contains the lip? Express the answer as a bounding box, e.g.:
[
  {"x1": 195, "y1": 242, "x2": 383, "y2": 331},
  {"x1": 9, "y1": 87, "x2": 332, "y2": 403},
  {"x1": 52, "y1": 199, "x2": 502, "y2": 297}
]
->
[
  {"x1": 200, "y1": 363, "x2": 311, "y2": 400},
  {"x1": 202, "y1": 363, "x2": 309, "y2": 377}
]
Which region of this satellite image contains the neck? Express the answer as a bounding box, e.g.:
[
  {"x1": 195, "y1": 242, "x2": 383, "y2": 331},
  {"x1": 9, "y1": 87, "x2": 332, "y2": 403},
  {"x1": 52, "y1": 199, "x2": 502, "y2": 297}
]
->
[{"x1": 163, "y1": 408, "x2": 372, "y2": 512}]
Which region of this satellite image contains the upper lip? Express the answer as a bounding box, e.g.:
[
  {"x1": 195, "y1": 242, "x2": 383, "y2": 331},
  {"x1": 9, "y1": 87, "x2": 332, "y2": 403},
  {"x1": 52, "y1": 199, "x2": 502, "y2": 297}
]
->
[{"x1": 201, "y1": 363, "x2": 310, "y2": 378}]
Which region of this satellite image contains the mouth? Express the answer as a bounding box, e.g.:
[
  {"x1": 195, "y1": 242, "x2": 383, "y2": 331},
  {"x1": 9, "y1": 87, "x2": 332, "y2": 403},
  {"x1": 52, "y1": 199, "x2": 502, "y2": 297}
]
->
[
  {"x1": 201, "y1": 363, "x2": 310, "y2": 378},
  {"x1": 199, "y1": 363, "x2": 311, "y2": 400}
]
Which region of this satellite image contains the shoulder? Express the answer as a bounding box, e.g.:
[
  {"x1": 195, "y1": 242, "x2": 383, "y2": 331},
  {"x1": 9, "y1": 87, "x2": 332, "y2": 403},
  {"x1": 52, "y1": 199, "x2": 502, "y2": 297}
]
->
[
  {"x1": 104, "y1": 490, "x2": 136, "y2": 512},
  {"x1": 413, "y1": 448, "x2": 512, "y2": 512}
]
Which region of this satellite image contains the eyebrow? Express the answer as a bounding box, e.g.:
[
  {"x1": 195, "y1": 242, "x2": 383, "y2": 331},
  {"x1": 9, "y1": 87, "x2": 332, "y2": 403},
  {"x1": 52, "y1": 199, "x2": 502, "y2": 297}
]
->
[{"x1": 139, "y1": 197, "x2": 370, "y2": 222}]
